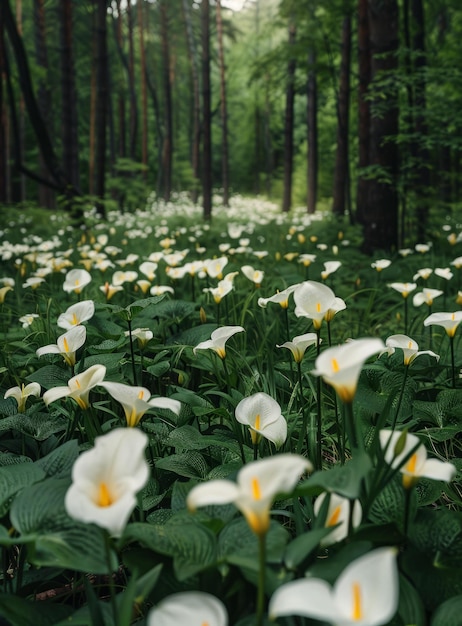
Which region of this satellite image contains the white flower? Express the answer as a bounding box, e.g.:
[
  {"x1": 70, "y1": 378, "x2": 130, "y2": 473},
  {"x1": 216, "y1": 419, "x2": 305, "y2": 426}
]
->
[
  {"x1": 314, "y1": 492, "x2": 362, "y2": 546},
  {"x1": 435, "y1": 267, "x2": 453, "y2": 281},
  {"x1": 412, "y1": 288, "x2": 443, "y2": 308},
  {"x1": 57, "y1": 300, "x2": 95, "y2": 329},
  {"x1": 193, "y1": 326, "x2": 244, "y2": 359},
  {"x1": 277, "y1": 332, "x2": 318, "y2": 363},
  {"x1": 147, "y1": 592, "x2": 228, "y2": 626},
  {"x1": 321, "y1": 260, "x2": 341, "y2": 280},
  {"x1": 63, "y1": 269, "x2": 92, "y2": 294},
  {"x1": 371, "y1": 259, "x2": 391, "y2": 272},
  {"x1": 241, "y1": 265, "x2": 264, "y2": 286},
  {"x1": 65, "y1": 428, "x2": 149, "y2": 536},
  {"x1": 384, "y1": 334, "x2": 439, "y2": 365},
  {"x1": 36, "y1": 325, "x2": 87, "y2": 367},
  {"x1": 4, "y1": 382, "x2": 41, "y2": 413},
  {"x1": 293, "y1": 281, "x2": 338, "y2": 329},
  {"x1": 388, "y1": 282, "x2": 417, "y2": 298},
  {"x1": 257, "y1": 285, "x2": 298, "y2": 309},
  {"x1": 423, "y1": 311, "x2": 462, "y2": 337},
  {"x1": 235, "y1": 392, "x2": 287, "y2": 448},
  {"x1": 269, "y1": 547, "x2": 399, "y2": 626},
  {"x1": 43, "y1": 364, "x2": 106, "y2": 410}
]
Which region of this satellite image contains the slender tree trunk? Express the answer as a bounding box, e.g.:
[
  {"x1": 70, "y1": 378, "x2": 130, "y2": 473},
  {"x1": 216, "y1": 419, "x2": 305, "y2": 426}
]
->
[
  {"x1": 89, "y1": 30, "x2": 96, "y2": 195},
  {"x1": 138, "y1": 0, "x2": 148, "y2": 180},
  {"x1": 33, "y1": 0, "x2": 55, "y2": 208},
  {"x1": 15, "y1": 0, "x2": 25, "y2": 200},
  {"x1": 0, "y1": 1, "x2": 6, "y2": 203},
  {"x1": 332, "y1": 15, "x2": 351, "y2": 218},
  {"x1": 59, "y1": 0, "x2": 80, "y2": 191},
  {"x1": 94, "y1": 0, "x2": 108, "y2": 215},
  {"x1": 201, "y1": 0, "x2": 212, "y2": 220},
  {"x1": 356, "y1": 0, "x2": 370, "y2": 225},
  {"x1": 160, "y1": 0, "x2": 173, "y2": 201},
  {"x1": 306, "y1": 50, "x2": 318, "y2": 214},
  {"x1": 264, "y1": 72, "x2": 273, "y2": 197},
  {"x1": 362, "y1": 0, "x2": 399, "y2": 253},
  {"x1": 216, "y1": 0, "x2": 229, "y2": 206},
  {"x1": 126, "y1": 0, "x2": 138, "y2": 159},
  {"x1": 182, "y1": 0, "x2": 201, "y2": 202},
  {"x1": 115, "y1": 0, "x2": 126, "y2": 159},
  {"x1": 282, "y1": 19, "x2": 296, "y2": 213}
]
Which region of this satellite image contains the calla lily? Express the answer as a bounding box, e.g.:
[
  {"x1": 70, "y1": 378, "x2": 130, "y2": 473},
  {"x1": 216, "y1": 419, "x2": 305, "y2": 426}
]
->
[
  {"x1": 99, "y1": 381, "x2": 181, "y2": 427},
  {"x1": 139, "y1": 261, "x2": 158, "y2": 281},
  {"x1": 423, "y1": 311, "x2": 462, "y2": 337},
  {"x1": 4, "y1": 382, "x2": 41, "y2": 413},
  {"x1": 383, "y1": 334, "x2": 439, "y2": 365},
  {"x1": 241, "y1": 265, "x2": 264, "y2": 286},
  {"x1": 412, "y1": 288, "x2": 443, "y2": 307},
  {"x1": 204, "y1": 256, "x2": 228, "y2": 279},
  {"x1": 36, "y1": 325, "x2": 87, "y2": 367},
  {"x1": 43, "y1": 364, "x2": 106, "y2": 410},
  {"x1": 325, "y1": 296, "x2": 347, "y2": 322},
  {"x1": 435, "y1": 267, "x2": 453, "y2": 281},
  {"x1": 371, "y1": 259, "x2": 391, "y2": 272},
  {"x1": 388, "y1": 282, "x2": 416, "y2": 298},
  {"x1": 203, "y1": 279, "x2": 234, "y2": 304},
  {"x1": 193, "y1": 326, "x2": 244, "y2": 359},
  {"x1": 380, "y1": 429, "x2": 457, "y2": 489},
  {"x1": 187, "y1": 454, "x2": 312, "y2": 536},
  {"x1": 277, "y1": 332, "x2": 318, "y2": 363},
  {"x1": 413, "y1": 267, "x2": 433, "y2": 281},
  {"x1": 147, "y1": 591, "x2": 228, "y2": 626},
  {"x1": 63, "y1": 269, "x2": 92, "y2": 294},
  {"x1": 19, "y1": 313, "x2": 39, "y2": 328},
  {"x1": 125, "y1": 327, "x2": 153, "y2": 348},
  {"x1": 235, "y1": 392, "x2": 287, "y2": 447},
  {"x1": 65, "y1": 428, "x2": 149, "y2": 536},
  {"x1": 57, "y1": 300, "x2": 95, "y2": 329},
  {"x1": 269, "y1": 547, "x2": 399, "y2": 626},
  {"x1": 293, "y1": 281, "x2": 338, "y2": 329},
  {"x1": 257, "y1": 285, "x2": 298, "y2": 309},
  {"x1": 321, "y1": 260, "x2": 341, "y2": 280},
  {"x1": 0, "y1": 285, "x2": 12, "y2": 303},
  {"x1": 312, "y1": 338, "x2": 385, "y2": 403},
  {"x1": 314, "y1": 492, "x2": 362, "y2": 546}
]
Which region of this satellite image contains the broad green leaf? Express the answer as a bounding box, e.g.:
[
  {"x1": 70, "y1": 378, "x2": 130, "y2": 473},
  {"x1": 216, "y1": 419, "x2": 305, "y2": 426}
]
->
[
  {"x1": 26, "y1": 365, "x2": 70, "y2": 390},
  {"x1": 411, "y1": 508, "x2": 462, "y2": 568},
  {"x1": 10, "y1": 478, "x2": 111, "y2": 574},
  {"x1": 284, "y1": 527, "x2": 333, "y2": 570},
  {"x1": 431, "y1": 595, "x2": 462, "y2": 626},
  {"x1": 0, "y1": 463, "x2": 46, "y2": 517},
  {"x1": 0, "y1": 412, "x2": 68, "y2": 440},
  {"x1": 156, "y1": 451, "x2": 209, "y2": 479},
  {"x1": 368, "y1": 475, "x2": 410, "y2": 531},
  {"x1": 296, "y1": 453, "x2": 372, "y2": 499},
  {"x1": 0, "y1": 594, "x2": 72, "y2": 626},
  {"x1": 395, "y1": 573, "x2": 426, "y2": 626},
  {"x1": 35, "y1": 439, "x2": 79, "y2": 478},
  {"x1": 219, "y1": 518, "x2": 289, "y2": 563}
]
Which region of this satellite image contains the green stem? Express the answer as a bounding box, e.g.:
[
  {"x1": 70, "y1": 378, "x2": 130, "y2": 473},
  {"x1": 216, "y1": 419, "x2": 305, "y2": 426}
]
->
[
  {"x1": 296, "y1": 361, "x2": 307, "y2": 455},
  {"x1": 391, "y1": 365, "x2": 409, "y2": 430},
  {"x1": 343, "y1": 400, "x2": 362, "y2": 456},
  {"x1": 450, "y1": 335, "x2": 456, "y2": 389},
  {"x1": 404, "y1": 296, "x2": 408, "y2": 335},
  {"x1": 127, "y1": 319, "x2": 138, "y2": 386},
  {"x1": 403, "y1": 487, "x2": 413, "y2": 536},
  {"x1": 315, "y1": 329, "x2": 322, "y2": 469},
  {"x1": 104, "y1": 533, "x2": 119, "y2": 626},
  {"x1": 256, "y1": 533, "x2": 266, "y2": 626}
]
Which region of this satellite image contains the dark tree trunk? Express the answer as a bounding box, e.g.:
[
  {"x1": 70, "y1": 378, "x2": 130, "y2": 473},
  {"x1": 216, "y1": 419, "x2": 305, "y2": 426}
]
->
[
  {"x1": 332, "y1": 15, "x2": 351, "y2": 218},
  {"x1": 138, "y1": 0, "x2": 148, "y2": 180},
  {"x1": 182, "y1": 0, "x2": 201, "y2": 203},
  {"x1": 362, "y1": 0, "x2": 399, "y2": 253},
  {"x1": 126, "y1": 0, "x2": 138, "y2": 160},
  {"x1": 94, "y1": 0, "x2": 108, "y2": 215},
  {"x1": 115, "y1": 0, "x2": 126, "y2": 159},
  {"x1": 282, "y1": 19, "x2": 296, "y2": 213},
  {"x1": 201, "y1": 0, "x2": 212, "y2": 220},
  {"x1": 356, "y1": 0, "x2": 370, "y2": 225},
  {"x1": 59, "y1": 0, "x2": 80, "y2": 190},
  {"x1": 33, "y1": 0, "x2": 55, "y2": 208},
  {"x1": 0, "y1": 2, "x2": 7, "y2": 203},
  {"x1": 14, "y1": 0, "x2": 25, "y2": 201},
  {"x1": 307, "y1": 50, "x2": 318, "y2": 215},
  {"x1": 160, "y1": 0, "x2": 173, "y2": 201},
  {"x1": 216, "y1": 0, "x2": 230, "y2": 206}
]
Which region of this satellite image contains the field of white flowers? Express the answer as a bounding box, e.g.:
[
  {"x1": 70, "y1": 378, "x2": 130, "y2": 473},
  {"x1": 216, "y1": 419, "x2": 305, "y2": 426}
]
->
[{"x1": 0, "y1": 195, "x2": 462, "y2": 626}]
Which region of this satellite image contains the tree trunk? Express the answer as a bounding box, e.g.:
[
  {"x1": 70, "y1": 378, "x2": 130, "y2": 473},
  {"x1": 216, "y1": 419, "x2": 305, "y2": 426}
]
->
[
  {"x1": 160, "y1": 0, "x2": 173, "y2": 201},
  {"x1": 137, "y1": 0, "x2": 148, "y2": 180},
  {"x1": 114, "y1": 0, "x2": 126, "y2": 159},
  {"x1": 0, "y1": 1, "x2": 6, "y2": 203},
  {"x1": 14, "y1": 0, "x2": 26, "y2": 201},
  {"x1": 356, "y1": 0, "x2": 371, "y2": 226},
  {"x1": 201, "y1": 0, "x2": 212, "y2": 220},
  {"x1": 182, "y1": 0, "x2": 201, "y2": 203},
  {"x1": 216, "y1": 0, "x2": 230, "y2": 206},
  {"x1": 33, "y1": 0, "x2": 55, "y2": 208},
  {"x1": 126, "y1": 0, "x2": 138, "y2": 160},
  {"x1": 282, "y1": 19, "x2": 296, "y2": 213},
  {"x1": 362, "y1": 0, "x2": 399, "y2": 253},
  {"x1": 306, "y1": 50, "x2": 318, "y2": 215},
  {"x1": 332, "y1": 15, "x2": 351, "y2": 218},
  {"x1": 59, "y1": 0, "x2": 80, "y2": 190},
  {"x1": 94, "y1": 0, "x2": 108, "y2": 215}
]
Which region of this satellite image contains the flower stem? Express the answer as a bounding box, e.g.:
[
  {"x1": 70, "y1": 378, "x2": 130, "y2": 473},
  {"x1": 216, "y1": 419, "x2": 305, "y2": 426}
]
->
[
  {"x1": 256, "y1": 533, "x2": 266, "y2": 626},
  {"x1": 450, "y1": 335, "x2": 456, "y2": 388},
  {"x1": 104, "y1": 533, "x2": 119, "y2": 626},
  {"x1": 391, "y1": 365, "x2": 409, "y2": 430},
  {"x1": 343, "y1": 400, "x2": 362, "y2": 455},
  {"x1": 127, "y1": 319, "x2": 138, "y2": 386}
]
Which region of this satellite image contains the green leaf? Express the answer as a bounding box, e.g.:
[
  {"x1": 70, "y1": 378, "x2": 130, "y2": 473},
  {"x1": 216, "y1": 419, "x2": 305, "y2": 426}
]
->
[
  {"x1": 411, "y1": 508, "x2": 462, "y2": 568},
  {"x1": 431, "y1": 595, "x2": 462, "y2": 626},
  {"x1": 156, "y1": 451, "x2": 209, "y2": 479},
  {"x1": 284, "y1": 527, "x2": 333, "y2": 570},
  {"x1": 296, "y1": 453, "x2": 372, "y2": 499},
  {"x1": 0, "y1": 594, "x2": 72, "y2": 626},
  {"x1": 368, "y1": 475, "x2": 410, "y2": 532},
  {"x1": 153, "y1": 299, "x2": 197, "y2": 322},
  {"x1": 0, "y1": 412, "x2": 68, "y2": 440},
  {"x1": 123, "y1": 516, "x2": 217, "y2": 581},
  {"x1": 35, "y1": 440, "x2": 79, "y2": 478},
  {"x1": 0, "y1": 463, "x2": 46, "y2": 516},
  {"x1": 396, "y1": 573, "x2": 426, "y2": 626},
  {"x1": 219, "y1": 518, "x2": 289, "y2": 563},
  {"x1": 26, "y1": 365, "x2": 71, "y2": 390},
  {"x1": 10, "y1": 478, "x2": 111, "y2": 574}
]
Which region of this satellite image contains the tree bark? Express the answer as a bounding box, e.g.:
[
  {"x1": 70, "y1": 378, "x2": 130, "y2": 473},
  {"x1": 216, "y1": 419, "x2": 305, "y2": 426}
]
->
[
  {"x1": 201, "y1": 0, "x2": 212, "y2": 220},
  {"x1": 282, "y1": 19, "x2": 296, "y2": 213},
  {"x1": 114, "y1": 0, "x2": 126, "y2": 159},
  {"x1": 137, "y1": 0, "x2": 148, "y2": 180},
  {"x1": 332, "y1": 15, "x2": 351, "y2": 218},
  {"x1": 362, "y1": 0, "x2": 399, "y2": 253},
  {"x1": 160, "y1": 0, "x2": 173, "y2": 201},
  {"x1": 94, "y1": 0, "x2": 108, "y2": 214},
  {"x1": 181, "y1": 0, "x2": 201, "y2": 203},
  {"x1": 356, "y1": 0, "x2": 370, "y2": 225},
  {"x1": 126, "y1": 0, "x2": 138, "y2": 160},
  {"x1": 216, "y1": 0, "x2": 230, "y2": 206},
  {"x1": 59, "y1": 0, "x2": 80, "y2": 190},
  {"x1": 306, "y1": 50, "x2": 318, "y2": 215}
]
